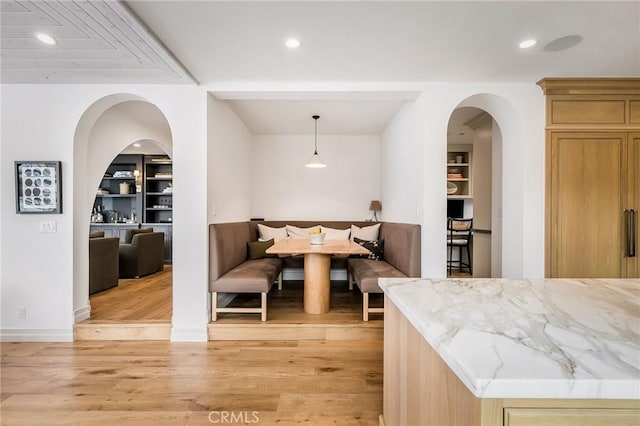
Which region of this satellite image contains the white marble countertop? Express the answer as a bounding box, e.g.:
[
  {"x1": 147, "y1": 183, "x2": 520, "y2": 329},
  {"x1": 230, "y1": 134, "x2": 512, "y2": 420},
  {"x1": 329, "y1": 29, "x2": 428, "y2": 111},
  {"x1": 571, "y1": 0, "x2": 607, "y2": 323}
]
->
[{"x1": 379, "y1": 277, "x2": 640, "y2": 399}]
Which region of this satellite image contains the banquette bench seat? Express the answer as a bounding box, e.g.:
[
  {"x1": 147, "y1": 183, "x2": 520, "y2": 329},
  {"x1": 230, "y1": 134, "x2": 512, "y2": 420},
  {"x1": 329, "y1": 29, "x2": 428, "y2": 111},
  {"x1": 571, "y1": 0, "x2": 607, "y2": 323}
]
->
[{"x1": 209, "y1": 220, "x2": 421, "y2": 321}]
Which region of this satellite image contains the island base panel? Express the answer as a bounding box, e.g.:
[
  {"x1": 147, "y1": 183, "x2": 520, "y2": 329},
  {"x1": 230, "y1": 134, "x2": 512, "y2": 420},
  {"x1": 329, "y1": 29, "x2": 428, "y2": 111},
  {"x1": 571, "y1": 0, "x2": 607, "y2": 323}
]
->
[{"x1": 382, "y1": 296, "x2": 640, "y2": 426}]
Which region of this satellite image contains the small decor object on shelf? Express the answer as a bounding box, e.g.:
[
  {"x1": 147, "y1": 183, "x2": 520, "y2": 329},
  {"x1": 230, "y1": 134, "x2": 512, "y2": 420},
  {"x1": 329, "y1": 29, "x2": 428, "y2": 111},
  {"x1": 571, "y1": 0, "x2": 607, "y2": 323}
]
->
[
  {"x1": 15, "y1": 161, "x2": 62, "y2": 214},
  {"x1": 113, "y1": 170, "x2": 133, "y2": 178},
  {"x1": 308, "y1": 229, "x2": 326, "y2": 245},
  {"x1": 119, "y1": 182, "x2": 130, "y2": 195},
  {"x1": 447, "y1": 182, "x2": 458, "y2": 195}
]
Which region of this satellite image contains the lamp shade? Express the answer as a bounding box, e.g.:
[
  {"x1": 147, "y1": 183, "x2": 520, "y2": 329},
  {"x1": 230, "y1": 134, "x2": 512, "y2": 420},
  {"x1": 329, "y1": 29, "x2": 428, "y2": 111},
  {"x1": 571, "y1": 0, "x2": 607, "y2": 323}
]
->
[
  {"x1": 369, "y1": 200, "x2": 382, "y2": 211},
  {"x1": 306, "y1": 153, "x2": 326, "y2": 168}
]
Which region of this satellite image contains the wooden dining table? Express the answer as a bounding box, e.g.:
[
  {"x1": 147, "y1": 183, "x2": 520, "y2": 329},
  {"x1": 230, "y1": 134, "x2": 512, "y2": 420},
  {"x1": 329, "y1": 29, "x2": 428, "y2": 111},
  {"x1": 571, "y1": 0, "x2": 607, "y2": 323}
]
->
[{"x1": 266, "y1": 238, "x2": 370, "y2": 314}]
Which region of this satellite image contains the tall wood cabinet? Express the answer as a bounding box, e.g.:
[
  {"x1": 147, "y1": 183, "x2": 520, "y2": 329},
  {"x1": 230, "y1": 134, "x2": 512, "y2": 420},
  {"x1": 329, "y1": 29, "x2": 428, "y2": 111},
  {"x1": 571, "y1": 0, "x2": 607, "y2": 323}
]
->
[{"x1": 538, "y1": 78, "x2": 640, "y2": 278}]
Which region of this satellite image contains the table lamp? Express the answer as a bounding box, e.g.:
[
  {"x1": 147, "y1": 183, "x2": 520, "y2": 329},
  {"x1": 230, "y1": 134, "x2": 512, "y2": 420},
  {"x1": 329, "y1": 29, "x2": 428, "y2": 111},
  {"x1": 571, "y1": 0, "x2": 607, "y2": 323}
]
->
[{"x1": 369, "y1": 200, "x2": 382, "y2": 221}]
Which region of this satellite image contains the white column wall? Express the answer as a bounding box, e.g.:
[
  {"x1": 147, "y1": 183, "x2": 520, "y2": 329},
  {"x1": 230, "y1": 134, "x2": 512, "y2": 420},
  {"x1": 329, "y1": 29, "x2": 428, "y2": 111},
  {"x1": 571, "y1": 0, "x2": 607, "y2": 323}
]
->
[
  {"x1": 381, "y1": 83, "x2": 544, "y2": 279},
  {"x1": 207, "y1": 95, "x2": 253, "y2": 224},
  {"x1": 1, "y1": 82, "x2": 545, "y2": 342},
  {"x1": 0, "y1": 85, "x2": 209, "y2": 341}
]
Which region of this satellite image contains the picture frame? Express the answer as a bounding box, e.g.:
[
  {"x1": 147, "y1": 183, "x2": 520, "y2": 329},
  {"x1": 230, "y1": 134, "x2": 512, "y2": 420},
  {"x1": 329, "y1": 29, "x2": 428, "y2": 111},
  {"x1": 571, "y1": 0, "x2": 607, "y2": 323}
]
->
[{"x1": 15, "y1": 161, "x2": 62, "y2": 214}]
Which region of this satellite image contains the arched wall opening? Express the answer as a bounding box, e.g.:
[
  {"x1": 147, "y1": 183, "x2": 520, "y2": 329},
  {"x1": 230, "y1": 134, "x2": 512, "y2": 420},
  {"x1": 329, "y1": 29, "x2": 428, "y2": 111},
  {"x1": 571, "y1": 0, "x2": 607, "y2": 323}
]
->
[
  {"x1": 73, "y1": 94, "x2": 173, "y2": 322},
  {"x1": 451, "y1": 93, "x2": 522, "y2": 277},
  {"x1": 446, "y1": 106, "x2": 503, "y2": 277}
]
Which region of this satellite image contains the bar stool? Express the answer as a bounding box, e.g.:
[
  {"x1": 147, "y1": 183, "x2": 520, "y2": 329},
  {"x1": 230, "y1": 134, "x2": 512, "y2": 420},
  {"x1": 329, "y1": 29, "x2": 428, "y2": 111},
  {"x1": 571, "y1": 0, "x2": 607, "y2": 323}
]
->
[{"x1": 447, "y1": 217, "x2": 473, "y2": 275}]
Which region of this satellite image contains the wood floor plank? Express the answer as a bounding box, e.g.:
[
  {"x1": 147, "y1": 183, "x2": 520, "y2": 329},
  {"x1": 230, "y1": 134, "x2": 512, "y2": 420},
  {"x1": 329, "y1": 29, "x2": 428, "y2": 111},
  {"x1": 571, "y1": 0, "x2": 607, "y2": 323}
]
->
[
  {"x1": 88, "y1": 266, "x2": 172, "y2": 321},
  {"x1": 1, "y1": 340, "x2": 383, "y2": 425}
]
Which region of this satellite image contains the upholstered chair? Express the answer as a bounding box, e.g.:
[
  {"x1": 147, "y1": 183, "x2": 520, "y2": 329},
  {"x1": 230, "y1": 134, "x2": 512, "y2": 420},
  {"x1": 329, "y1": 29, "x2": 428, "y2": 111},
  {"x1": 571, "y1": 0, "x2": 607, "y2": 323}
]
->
[
  {"x1": 119, "y1": 228, "x2": 165, "y2": 278},
  {"x1": 89, "y1": 231, "x2": 120, "y2": 294}
]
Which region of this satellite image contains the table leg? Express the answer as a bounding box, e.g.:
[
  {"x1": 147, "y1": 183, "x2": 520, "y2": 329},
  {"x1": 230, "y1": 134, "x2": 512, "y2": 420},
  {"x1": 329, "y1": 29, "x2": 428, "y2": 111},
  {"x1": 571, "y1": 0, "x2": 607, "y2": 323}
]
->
[{"x1": 304, "y1": 253, "x2": 331, "y2": 314}]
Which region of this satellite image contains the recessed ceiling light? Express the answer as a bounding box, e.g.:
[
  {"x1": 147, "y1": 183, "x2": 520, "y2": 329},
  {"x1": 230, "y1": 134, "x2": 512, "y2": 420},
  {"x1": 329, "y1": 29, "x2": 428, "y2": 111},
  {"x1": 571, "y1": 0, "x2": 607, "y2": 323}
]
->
[
  {"x1": 519, "y1": 39, "x2": 537, "y2": 49},
  {"x1": 35, "y1": 32, "x2": 56, "y2": 45},
  {"x1": 133, "y1": 143, "x2": 141, "y2": 148},
  {"x1": 285, "y1": 38, "x2": 301, "y2": 49}
]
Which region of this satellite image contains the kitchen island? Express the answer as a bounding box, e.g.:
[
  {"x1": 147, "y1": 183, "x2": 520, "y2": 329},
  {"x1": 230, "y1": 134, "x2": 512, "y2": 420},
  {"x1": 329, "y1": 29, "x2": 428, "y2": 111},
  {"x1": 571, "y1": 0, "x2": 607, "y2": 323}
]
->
[{"x1": 380, "y1": 278, "x2": 640, "y2": 426}]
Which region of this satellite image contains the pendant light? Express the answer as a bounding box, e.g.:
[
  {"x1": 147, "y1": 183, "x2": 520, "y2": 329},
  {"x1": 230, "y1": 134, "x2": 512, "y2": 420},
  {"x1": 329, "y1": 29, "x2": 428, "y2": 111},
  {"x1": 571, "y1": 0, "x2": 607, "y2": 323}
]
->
[{"x1": 305, "y1": 115, "x2": 326, "y2": 168}]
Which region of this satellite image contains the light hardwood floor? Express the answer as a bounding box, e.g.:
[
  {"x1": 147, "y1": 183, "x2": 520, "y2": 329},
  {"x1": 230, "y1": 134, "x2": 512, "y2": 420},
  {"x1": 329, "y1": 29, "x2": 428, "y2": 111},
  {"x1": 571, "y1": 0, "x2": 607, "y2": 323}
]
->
[
  {"x1": 89, "y1": 266, "x2": 172, "y2": 321},
  {"x1": 1, "y1": 339, "x2": 383, "y2": 425}
]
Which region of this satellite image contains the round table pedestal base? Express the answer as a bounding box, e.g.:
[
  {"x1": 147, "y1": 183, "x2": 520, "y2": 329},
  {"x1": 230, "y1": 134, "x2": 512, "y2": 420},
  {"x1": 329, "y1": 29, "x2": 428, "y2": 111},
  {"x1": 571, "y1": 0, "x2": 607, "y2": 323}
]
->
[{"x1": 303, "y1": 253, "x2": 331, "y2": 314}]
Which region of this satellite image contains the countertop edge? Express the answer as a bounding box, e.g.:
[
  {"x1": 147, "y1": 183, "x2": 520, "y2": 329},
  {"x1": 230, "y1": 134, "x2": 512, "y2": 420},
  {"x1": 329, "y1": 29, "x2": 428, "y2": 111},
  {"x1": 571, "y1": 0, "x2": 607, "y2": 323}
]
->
[{"x1": 379, "y1": 279, "x2": 640, "y2": 400}]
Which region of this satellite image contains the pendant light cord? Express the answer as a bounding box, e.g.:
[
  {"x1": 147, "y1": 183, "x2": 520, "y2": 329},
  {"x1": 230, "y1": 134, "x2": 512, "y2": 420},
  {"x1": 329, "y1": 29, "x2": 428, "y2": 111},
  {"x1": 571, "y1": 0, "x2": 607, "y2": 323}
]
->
[{"x1": 314, "y1": 115, "x2": 319, "y2": 154}]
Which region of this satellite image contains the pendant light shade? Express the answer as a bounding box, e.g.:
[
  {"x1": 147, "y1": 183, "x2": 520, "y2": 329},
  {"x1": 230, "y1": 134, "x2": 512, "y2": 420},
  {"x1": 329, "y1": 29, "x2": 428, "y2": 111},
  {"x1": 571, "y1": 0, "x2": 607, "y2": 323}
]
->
[{"x1": 305, "y1": 115, "x2": 326, "y2": 168}]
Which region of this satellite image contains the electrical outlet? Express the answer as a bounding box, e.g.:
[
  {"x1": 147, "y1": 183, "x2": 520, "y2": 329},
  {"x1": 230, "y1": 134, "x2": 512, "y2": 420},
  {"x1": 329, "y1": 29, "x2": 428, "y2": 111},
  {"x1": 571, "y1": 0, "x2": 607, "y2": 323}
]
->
[
  {"x1": 17, "y1": 306, "x2": 26, "y2": 319},
  {"x1": 39, "y1": 221, "x2": 57, "y2": 233}
]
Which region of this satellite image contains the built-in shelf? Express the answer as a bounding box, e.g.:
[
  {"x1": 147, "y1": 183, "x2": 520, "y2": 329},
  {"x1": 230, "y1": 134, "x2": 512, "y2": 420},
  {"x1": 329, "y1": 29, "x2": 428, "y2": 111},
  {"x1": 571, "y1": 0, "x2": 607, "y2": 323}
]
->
[
  {"x1": 92, "y1": 154, "x2": 173, "y2": 263},
  {"x1": 144, "y1": 156, "x2": 172, "y2": 224},
  {"x1": 447, "y1": 148, "x2": 472, "y2": 198}
]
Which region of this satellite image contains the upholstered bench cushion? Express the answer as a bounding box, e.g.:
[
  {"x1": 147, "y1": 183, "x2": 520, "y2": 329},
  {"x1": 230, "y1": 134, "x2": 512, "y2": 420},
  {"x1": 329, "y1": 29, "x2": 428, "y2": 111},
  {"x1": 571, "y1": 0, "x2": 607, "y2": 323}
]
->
[
  {"x1": 211, "y1": 258, "x2": 283, "y2": 293},
  {"x1": 348, "y1": 258, "x2": 407, "y2": 294}
]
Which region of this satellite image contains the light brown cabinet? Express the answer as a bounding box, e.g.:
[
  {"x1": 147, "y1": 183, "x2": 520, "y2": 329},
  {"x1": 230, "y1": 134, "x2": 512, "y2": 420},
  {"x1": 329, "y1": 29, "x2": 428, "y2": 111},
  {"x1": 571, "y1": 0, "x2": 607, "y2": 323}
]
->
[{"x1": 539, "y1": 78, "x2": 640, "y2": 278}]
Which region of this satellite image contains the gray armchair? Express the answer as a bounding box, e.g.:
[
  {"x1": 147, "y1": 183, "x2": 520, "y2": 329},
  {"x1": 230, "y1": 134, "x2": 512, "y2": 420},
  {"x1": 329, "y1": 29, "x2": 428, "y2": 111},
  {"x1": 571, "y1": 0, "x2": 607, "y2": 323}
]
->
[
  {"x1": 89, "y1": 232, "x2": 120, "y2": 294},
  {"x1": 119, "y1": 229, "x2": 165, "y2": 278}
]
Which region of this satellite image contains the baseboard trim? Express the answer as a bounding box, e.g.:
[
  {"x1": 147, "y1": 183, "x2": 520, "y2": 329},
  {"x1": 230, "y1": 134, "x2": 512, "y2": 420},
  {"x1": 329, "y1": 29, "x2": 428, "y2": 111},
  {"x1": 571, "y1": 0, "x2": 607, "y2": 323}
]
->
[
  {"x1": 171, "y1": 327, "x2": 208, "y2": 342},
  {"x1": 0, "y1": 328, "x2": 74, "y2": 342},
  {"x1": 74, "y1": 304, "x2": 91, "y2": 323}
]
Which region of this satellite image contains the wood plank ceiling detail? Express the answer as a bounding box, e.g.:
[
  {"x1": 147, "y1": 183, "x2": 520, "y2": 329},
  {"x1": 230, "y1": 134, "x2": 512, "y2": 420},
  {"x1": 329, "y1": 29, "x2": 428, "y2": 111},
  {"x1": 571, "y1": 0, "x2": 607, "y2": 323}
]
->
[{"x1": 0, "y1": 0, "x2": 195, "y2": 84}]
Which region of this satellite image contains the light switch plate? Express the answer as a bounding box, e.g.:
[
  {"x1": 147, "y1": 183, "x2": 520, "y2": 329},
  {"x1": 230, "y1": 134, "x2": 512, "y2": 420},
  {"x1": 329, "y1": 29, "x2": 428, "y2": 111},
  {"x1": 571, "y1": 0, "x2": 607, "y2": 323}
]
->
[{"x1": 39, "y1": 221, "x2": 57, "y2": 233}]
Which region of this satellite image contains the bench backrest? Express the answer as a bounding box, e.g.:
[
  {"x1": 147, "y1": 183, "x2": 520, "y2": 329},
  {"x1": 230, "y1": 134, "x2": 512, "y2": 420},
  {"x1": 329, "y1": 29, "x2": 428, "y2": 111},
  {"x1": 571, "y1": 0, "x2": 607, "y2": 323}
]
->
[
  {"x1": 209, "y1": 221, "x2": 252, "y2": 281},
  {"x1": 210, "y1": 220, "x2": 421, "y2": 280},
  {"x1": 379, "y1": 222, "x2": 421, "y2": 277}
]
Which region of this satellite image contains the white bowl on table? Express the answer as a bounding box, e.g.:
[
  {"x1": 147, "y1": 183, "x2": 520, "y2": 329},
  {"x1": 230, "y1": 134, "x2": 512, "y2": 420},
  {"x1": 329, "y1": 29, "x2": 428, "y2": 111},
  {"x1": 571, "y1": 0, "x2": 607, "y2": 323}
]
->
[{"x1": 309, "y1": 233, "x2": 326, "y2": 245}]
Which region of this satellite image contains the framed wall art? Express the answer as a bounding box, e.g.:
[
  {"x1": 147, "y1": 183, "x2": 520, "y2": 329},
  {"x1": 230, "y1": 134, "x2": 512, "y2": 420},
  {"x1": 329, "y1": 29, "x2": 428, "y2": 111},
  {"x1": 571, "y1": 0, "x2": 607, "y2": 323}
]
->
[{"x1": 15, "y1": 161, "x2": 62, "y2": 214}]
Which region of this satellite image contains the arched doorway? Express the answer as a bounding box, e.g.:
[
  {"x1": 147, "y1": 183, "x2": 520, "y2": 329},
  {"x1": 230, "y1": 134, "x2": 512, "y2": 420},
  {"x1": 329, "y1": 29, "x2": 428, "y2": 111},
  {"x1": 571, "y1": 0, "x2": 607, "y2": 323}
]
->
[
  {"x1": 73, "y1": 95, "x2": 173, "y2": 327},
  {"x1": 443, "y1": 93, "x2": 523, "y2": 278},
  {"x1": 446, "y1": 107, "x2": 502, "y2": 277}
]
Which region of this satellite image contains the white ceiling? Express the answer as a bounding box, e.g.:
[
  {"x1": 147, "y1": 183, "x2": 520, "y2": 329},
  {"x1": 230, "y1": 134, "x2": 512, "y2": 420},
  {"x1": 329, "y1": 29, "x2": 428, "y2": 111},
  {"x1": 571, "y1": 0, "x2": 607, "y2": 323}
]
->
[
  {"x1": 2, "y1": 1, "x2": 638, "y2": 134},
  {"x1": 125, "y1": 0, "x2": 639, "y2": 84}
]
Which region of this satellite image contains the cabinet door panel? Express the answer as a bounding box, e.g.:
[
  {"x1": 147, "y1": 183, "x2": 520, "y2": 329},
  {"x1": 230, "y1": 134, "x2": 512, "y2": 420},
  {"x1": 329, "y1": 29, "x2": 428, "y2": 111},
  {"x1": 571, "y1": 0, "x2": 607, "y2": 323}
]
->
[
  {"x1": 550, "y1": 99, "x2": 626, "y2": 125},
  {"x1": 626, "y1": 133, "x2": 640, "y2": 277},
  {"x1": 551, "y1": 133, "x2": 625, "y2": 278},
  {"x1": 504, "y1": 408, "x2": 640, "y2": 426}
]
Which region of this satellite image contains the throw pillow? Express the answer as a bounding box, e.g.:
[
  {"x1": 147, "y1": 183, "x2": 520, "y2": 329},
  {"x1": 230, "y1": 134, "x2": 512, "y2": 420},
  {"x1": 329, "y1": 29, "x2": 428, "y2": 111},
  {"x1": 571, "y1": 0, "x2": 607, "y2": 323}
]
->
[
  {"x1": 247, "y1": 239, "x2": 275, "y2": 260},
  {"x1": 351, "y1": 223, "x2": 381, "y2": 241},
  {"x1": 257, "y1": 224, "x2": 288, "y2": 241},
  {"x1": 286, "y1": 224, "x2": 320, "y2": 238},
  {"x1": 354, "y1": 237, "x2": 384, "y2": 261},
  {"x1": 124, "y1": 227, "x2": 153, "y2": 244},
  {"x1": 321, "y1": 226, "x2": 350, "y2": 240}
]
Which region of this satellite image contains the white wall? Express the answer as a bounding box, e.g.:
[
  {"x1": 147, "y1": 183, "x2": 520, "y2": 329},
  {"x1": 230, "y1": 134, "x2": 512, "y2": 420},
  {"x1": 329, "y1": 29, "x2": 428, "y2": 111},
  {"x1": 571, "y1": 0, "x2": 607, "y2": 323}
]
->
[
  {"x1": 380, "y1": 83, "x2": 545, "y2": 279},
  {"x1": 1, "y1": 81, "x2": 545, "y2": 342},
  {"x1": 252, "y1": 134, "x2": 381, "y2": 220},
  {"x1": 1, "y1": 85, "x2": 209, "y2": 341},
  {"x1": 207, "y1": 95, "x2": 253, "y2": 223},
  {"x1": 491, "y1": 120, "x2": 503, "y2": 277},
  {"x1": 471, "y1": 120, "x2": 492, "y2": 278},
  {"x1": 381, "y1": 99, "x2": 425, "y2": 225}
]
